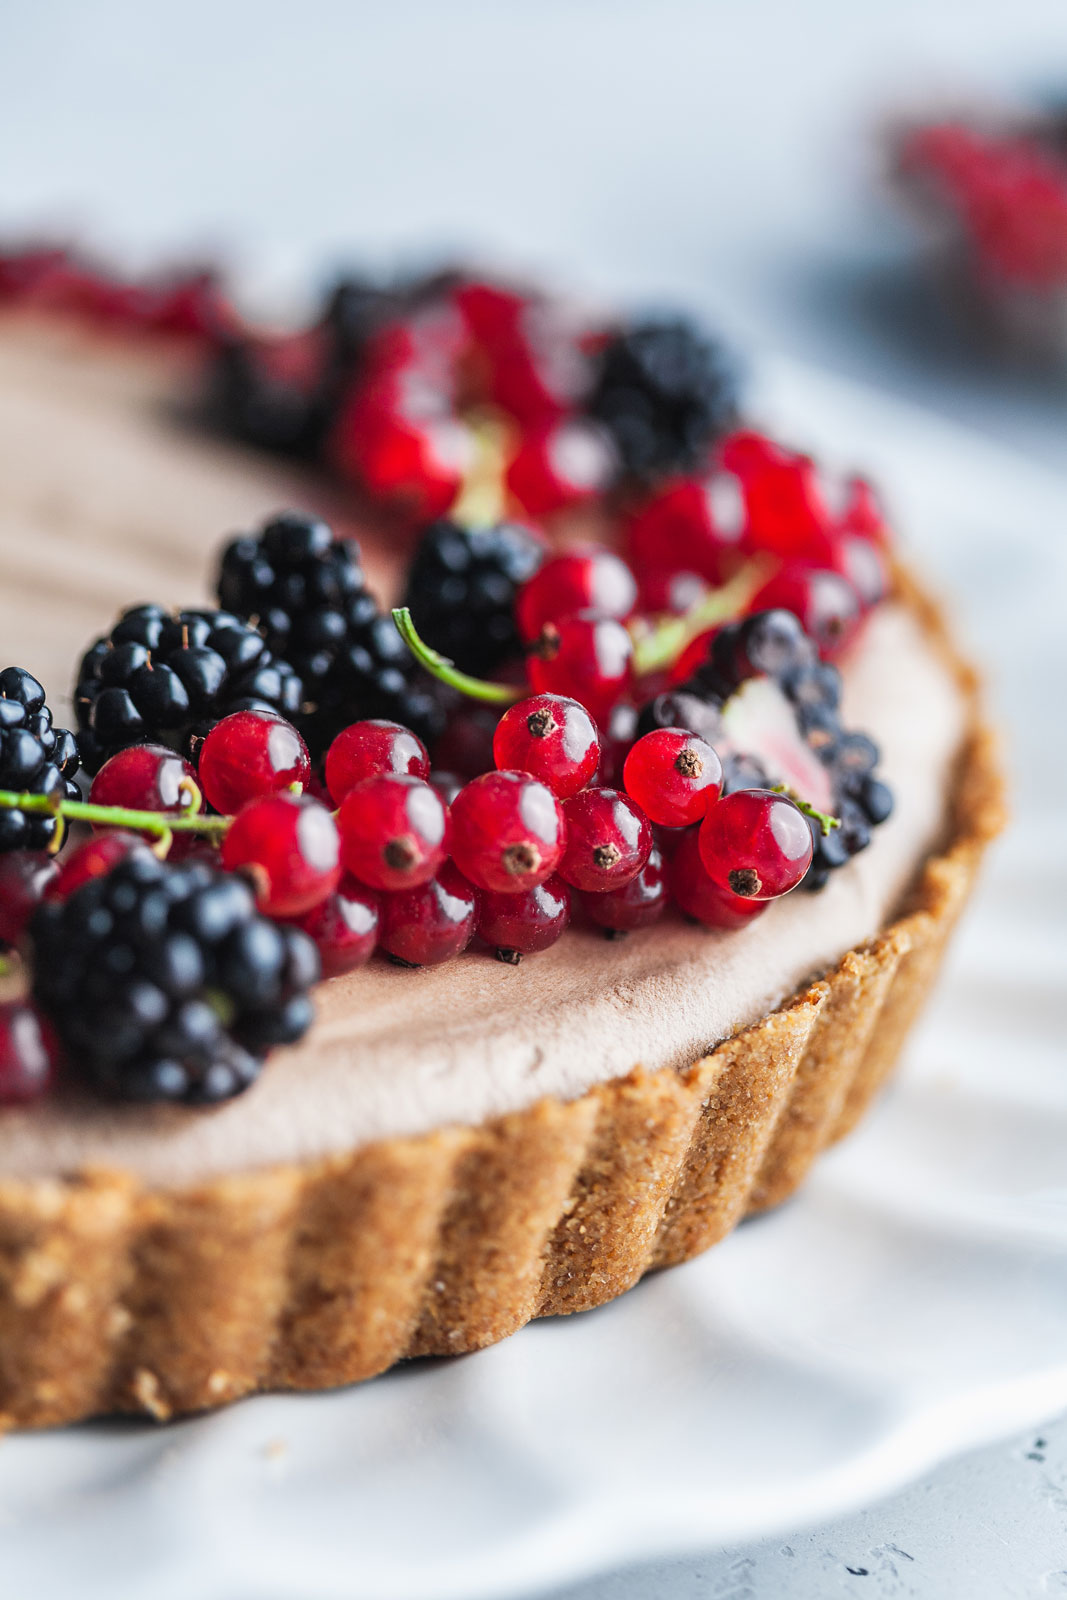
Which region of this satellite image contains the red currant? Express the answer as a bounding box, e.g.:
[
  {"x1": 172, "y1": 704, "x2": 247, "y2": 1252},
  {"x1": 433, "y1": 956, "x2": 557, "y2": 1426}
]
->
[
  {"x1": 337, "y1": 774, "x2": 449, "y2": 892},
  {"x1": 221, "y1": 793, "x2": 341, "y2": 917},
  {"x1": 378, "y1": 861, "x2": 477, "y2": 966},
  {"x1": 45, "y1": 831, "x2": 145, "y2": 902},
  {"x1": 698, "y1": 790, "x2": 813, "y2": 900},
  {"x1": 527, "y1": 612, "x2": 634, "y2": 722},
  {"x1": 0, "y1": 1001, "x2": 59, "y2": 1104},
  {"x1": 492, "y1": 694, "x2": 600, "y2": 799},
  {"x1": 198, "y1": 710, "x2": 310, "y2": 814},
  {"x1": 476, "y1": 875, "x2": 570, "y2": 963},
  {"x1": 516, "y1": 547, "x2": 637, "y2": 642},
  {"x1": 449, "y1": 770, "x2": 565, "y2": 894},
  {"x1": 89, "y1": 744, "x2": 201, "y2": 843},
  {"x1": 833, "y1": 534, "x2": 888, "y2": 611},
  {"x1": 749, "y1": 564, "x2": 861, "y2": 661},
  {"x1": 622, "y1": 728, "x2": 723, "y2": 827},
  {"x1": 505, "y1": 421, "x2": 616, "y2": 518},
  {"x1": 287, "y1": 873, "x2": 380, "y2": 977},
  {"x1": 669, "y1": 827, "x2": 766, "y2": 929},
  {"x1": 580, "y1": 846, "x2": 666, "y2": 934},
  {"x1": 0, "y1": 852, "x2": 57, "y2": 944},
  {"x1": 558, "y1": 788, "x2": 651, "y2": 892},
  {"x1": 325, "y1": 718, "x2": 430, "y2": 803}
]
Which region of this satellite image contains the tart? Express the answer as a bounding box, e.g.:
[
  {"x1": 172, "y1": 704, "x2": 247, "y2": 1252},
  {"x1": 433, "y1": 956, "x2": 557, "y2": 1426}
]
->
[{"x1": 0, "y1": 264, "x2": 1004, "y2": 1430}]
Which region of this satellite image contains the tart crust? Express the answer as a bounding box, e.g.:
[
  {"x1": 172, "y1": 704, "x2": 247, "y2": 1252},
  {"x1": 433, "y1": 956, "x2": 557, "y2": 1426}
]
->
[{"x1": 0, "y1": 579, "x2": 1004, "y2": 1431}]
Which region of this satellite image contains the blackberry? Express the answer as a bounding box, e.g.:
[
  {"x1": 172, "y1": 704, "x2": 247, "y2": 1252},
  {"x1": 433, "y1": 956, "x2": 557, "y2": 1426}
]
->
[
  {"x1": 584, "y1": 317, "x2": 738, "y2": 480},
  {"x1": 400, "y1": 519, "x2": 543, "y2": 677},
  {"x1": 0, "y1": 667, "x2": 80, "y2": 852},
  {"x1": 217, "y1": 510, "x2": 446, "y2": 755},
  {"x1": 637, "y1": 609, "x2": 893, "y2": 891},
  {"x1": 30, "y1": 850, "x2": 319, "y2": 1103},
  {"x1": 206, "y1": 335, "x2": 328, "y2": 458},
  {"x1": 204, "y1": 276, "x2": 397, "y2": 460},
  {"x1": 74, "y1": 606, "x2": 303, "y2": 774}
]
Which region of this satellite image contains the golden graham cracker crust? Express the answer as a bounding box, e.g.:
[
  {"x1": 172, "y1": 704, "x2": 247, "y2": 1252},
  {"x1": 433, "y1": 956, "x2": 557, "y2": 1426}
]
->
[{"x1": 0, "y1": 681, "x2": 1004, "y2": 1432}]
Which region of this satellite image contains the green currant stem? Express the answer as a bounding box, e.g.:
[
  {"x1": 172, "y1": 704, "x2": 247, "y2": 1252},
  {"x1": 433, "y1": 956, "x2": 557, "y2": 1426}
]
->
[
  {"x1": 0, "y1": 789, "x2": 232, "y2": 839},
  {"x1": 390, "y1": 608, "x2": 523, "y2": 705},
  {"x1": 771, "y1": 783, "x2": 841, "y2": 837},
  {"x1": 629, "y1": 557, "x2": 774, "y2": 679}
]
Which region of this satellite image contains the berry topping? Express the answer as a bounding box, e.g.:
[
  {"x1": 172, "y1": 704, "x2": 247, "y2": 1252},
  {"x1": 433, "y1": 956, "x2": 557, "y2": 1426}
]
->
[
  {"x1": 476, "y1": 875, "x2": 570, "y2": 963},
  {"x1": 74, "y1": 605, "x2": 302, "y2": 772},
  {"x1": 0, "y1": 852, "x2": 58, "y2": 946},
  {"x1": 378, "y1": 861, "x2": 477, "y2": 967},
  {"x1": 216, "y1": 510, "x2": 444, "y2": 754},
  {"x1": 492, "y1": 694, "x2": 600, "y2": 799},
  {"x1": 45, "y1": 831, "x2": 146, "y2": 902},
  {"x1": 30, "y1": 850, "x2": 319, "y2": 1102},
  {"x1": 622, "y1": 728, "x2": 723, "y2": 827},
  {"x1": 89, "y1": 743, "x2": 201, "y2": 840},
  {"x1": 221, "y1": 793, "x2": 341, "y2": 917},
  {"x1": 527, "y1": 614, "x2": 634, "y2": 722},
  {"x1": 668, "y1": 827, "x2": 766, "y2": 929},
  {"x1": 580, "y1": 845, "x2": 667, "y2": 934},
  {"x1": 748, "y1": 565, "x2": 861, "y2": 662},
  {"x1": 325, "y1": 719, "x2": 430, "y2": 804},
  {"x1": 558, "y1": 788, "x2": 652, "y2": 893},
  {"x1": 0, "y1": 1002, "x2": 60, "y2": 1104},
  {"x1": 401, "y1": 519, "x2": 543, "y2": 676},
  {"x1": 286, "y1": 874, "x2": 380, "y2": 978},
  {"x1": 197, "y1": 710, "x2": 311, "y2": 814},
  {"x1": 516, "y1": 547, "x2": 637, "y2": 643},
  {"x1": 698, "y1": 790, "x2": 814, "y2": 900},
  {"x1": 337, "y1": 774, "x2": 450, "y2": 892},
  {"x1": 584, "y1": 318, "x2": 737, "y2": 480},
  {"x1": 0, "y1": 665, "x2": 80, "y2": 853},
  {"x1": 449, "y1": 770, "x2": 565, "y2": 894}
]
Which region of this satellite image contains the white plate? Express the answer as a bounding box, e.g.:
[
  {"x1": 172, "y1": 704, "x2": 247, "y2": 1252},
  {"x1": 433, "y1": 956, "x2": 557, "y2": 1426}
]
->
[{"x1": 2, "y1": 362, "x2": 1065, "y2": 1600}]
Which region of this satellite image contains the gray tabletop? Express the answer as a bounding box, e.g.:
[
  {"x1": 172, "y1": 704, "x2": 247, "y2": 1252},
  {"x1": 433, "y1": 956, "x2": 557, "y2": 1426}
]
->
[{"x1": 2, "y1": 3, "x2": 1065, "y2": 1594}]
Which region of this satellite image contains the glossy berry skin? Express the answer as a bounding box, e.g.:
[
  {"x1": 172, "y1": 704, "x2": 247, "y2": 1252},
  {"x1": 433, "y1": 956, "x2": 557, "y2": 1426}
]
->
[
  {"x1": 287, "y1": 873, "x2": 379, "y2": 977},
  {"x1": 0, "y1": 852, "x2": 57, "y2": 945},
  {"x1": 221, "y1": 793, "x2": 341, "y2": 916},
  {"x1": 558, "y1": 787, "x2": 651, "y2": 893},
  {"x1": 325, "y1": 718, "x2": 430, "y2": 804},
  {"x1": 698, "y1": 789, "x2": 813, "y2": 900},
  {"x1": 198, "y1": 710, "x2": 310, "y2": 815},
  {"x1": 89, "y1": 743, "x2": 206, "y2": 859},
  {"x1": 378, "y1": 861, "x2": 476, "y2": 967},
  {"x1": 516, "y1": 547, "x2": 637, "y2": 643},
  {"x1": 0, "y1": 1002, "x2": 59, "y2": 1103},
  {"x1": 476, "y1": 875, "x2": 570, "y2": 962},
  {"x1": 527, "y1": 613, "x2": 634, "y2": 723},
  {"x1": 622, "y1": 728, "x2": 723, "y2": 827},
  {"x1": 749, "y1": 564, "x2": 861, "y2": 662},
  {"x1": 581, "y1": 846, "x2": 666, "y2": 933},
  {"x1": 337, "y1": 774, "x2": 449, "y2": 893},
  {"x1": 492, "y1": 694, "x2": 600, "y2": 800},
  {"x1": 449, "y1": 770, "x2": 565, "y2": 895},
  {"x1": 669, "y1": 827, "x2": 766, "y2": 929},
  {"x1": 44, "y1": 830, "x2": 145, "y2": 902}
]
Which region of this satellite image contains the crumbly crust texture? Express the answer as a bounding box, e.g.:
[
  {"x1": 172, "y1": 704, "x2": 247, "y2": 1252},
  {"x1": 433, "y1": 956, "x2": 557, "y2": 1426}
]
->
[{"x1": 0, "y1": 628, "x2": 1003, "y2": 1433}]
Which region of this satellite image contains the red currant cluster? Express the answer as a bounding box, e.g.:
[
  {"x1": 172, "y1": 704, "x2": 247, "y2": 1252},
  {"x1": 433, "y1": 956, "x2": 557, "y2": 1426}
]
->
[
  {"x1": 897, "y1": 120, "x2": 1067, "y2": 290},
  {"x1": 0, "y1": 243, "x2": 228, "y2": 337},
  {"x1": 0, "y1": 247, "x2": 897, "y2": 1107}
]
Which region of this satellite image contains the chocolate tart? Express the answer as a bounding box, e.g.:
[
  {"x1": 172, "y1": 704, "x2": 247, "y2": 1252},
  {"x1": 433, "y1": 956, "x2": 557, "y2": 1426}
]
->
[{"x1": 0, "y1": 315, "x2": 1005, "y2": 1430}]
